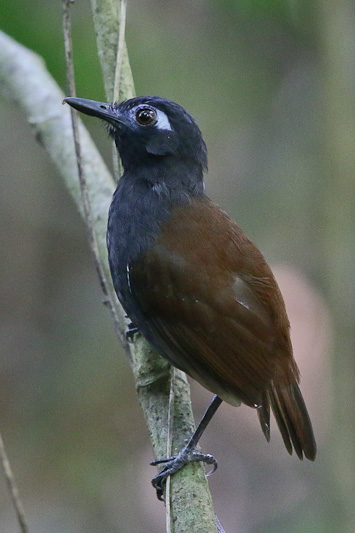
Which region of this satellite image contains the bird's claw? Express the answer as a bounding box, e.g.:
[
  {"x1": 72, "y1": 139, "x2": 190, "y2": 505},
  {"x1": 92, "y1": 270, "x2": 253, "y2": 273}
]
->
[
  {"x1": 125, "y1": 322, "x2": 138, "y2": 342},
  {"x1": 151, "y1": 450, "x2": 218, "y2": 501}
]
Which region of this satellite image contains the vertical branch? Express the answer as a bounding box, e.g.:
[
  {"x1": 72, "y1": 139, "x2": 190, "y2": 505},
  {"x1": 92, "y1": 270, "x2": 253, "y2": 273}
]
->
[
  {"x1": 131, "y1": 337, "x2": 219, "y2": 533},
  {"x1": 91, "y1": 0, "x2": 132, "y2": 181},
  {"x1": 113, "y1": 0, "x2": 128, "y2": 103},
  {"x1": 90, "y1": 0, "x2": 135, "y2": 102},
  {"x1": 112, "y1": 0, "x2": 128, "y2": 181}
]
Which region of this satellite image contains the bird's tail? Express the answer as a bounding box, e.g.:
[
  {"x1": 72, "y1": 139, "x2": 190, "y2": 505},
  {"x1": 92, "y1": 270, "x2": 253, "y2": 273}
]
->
[{"x1": 257, "y1": 379, "x2": 316, "y2": 461}]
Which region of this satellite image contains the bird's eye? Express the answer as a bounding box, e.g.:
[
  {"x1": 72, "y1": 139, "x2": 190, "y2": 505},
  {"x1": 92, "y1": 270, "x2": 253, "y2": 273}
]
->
[{"x1": 136, "y1": 107, "x2": 157, "y2": 126}]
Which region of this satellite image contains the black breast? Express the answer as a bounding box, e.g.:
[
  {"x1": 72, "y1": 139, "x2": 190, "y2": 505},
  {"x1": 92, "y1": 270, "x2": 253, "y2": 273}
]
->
[{"x1": 107, "y1": 172, "x2": 175, "y2": 322}]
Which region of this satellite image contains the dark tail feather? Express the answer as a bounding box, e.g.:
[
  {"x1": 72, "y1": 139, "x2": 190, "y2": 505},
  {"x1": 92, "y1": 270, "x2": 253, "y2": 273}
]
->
[
  {"x1": 257, "y1": 391, "x2": 270, "y2": 442},
  {"x1": 258, "y1": 381, "x2": 317, "y2": 461}
]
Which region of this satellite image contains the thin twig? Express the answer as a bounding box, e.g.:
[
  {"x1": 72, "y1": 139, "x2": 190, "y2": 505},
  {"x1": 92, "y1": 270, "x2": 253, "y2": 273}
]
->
[
  {"x1": 0, "y1": 432, "x2": 29, "y2": 533},
  {"x1": 62, "y1": 0, "x2": 127, "y2": 351}
]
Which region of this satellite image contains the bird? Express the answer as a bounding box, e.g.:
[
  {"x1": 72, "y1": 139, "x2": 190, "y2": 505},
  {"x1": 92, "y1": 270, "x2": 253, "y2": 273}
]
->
[{"x1": 64, "y1": 95, "x2": 317, "y2": 498}]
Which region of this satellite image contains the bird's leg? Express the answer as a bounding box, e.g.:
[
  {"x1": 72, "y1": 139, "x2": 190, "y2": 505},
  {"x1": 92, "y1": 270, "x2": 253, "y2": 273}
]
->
[
  {"x1": 151, "y1": 395, "x2": 223, "y2": 500},
  {"x1": 125, "y1": 321, "x2": 138, "y2": 343}
]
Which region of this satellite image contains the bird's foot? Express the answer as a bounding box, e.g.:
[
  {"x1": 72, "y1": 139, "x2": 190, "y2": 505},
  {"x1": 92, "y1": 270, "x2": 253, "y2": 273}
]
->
[
  {"x1": 125, "y1": 322, "x2": 138, "y2": 343},
  {"x1": 151, "y1": 447, "x2": 217, "y2": 501}
]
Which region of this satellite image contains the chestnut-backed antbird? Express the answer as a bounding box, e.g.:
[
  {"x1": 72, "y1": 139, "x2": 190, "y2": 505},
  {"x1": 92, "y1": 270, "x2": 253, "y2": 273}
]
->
[{"x1": 64, "y1": 95, "x2": 317, "y2": 497}]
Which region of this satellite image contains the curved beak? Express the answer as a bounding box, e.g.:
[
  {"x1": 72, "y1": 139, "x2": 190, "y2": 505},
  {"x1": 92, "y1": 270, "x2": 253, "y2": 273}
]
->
[{"x1": 63, "y1": 97, "x2": 124, "y2": 127}]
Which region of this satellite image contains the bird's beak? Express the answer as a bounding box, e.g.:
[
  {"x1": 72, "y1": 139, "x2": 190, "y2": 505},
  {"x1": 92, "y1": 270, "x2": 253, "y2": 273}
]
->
[{"x1": 63, "y1": 97, "x2": 124, "y2": 127}]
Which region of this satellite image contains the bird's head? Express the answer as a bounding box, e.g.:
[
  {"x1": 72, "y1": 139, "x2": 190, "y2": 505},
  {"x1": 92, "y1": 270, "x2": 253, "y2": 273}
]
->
[{"x1": 64, "y1": 96, "x2": 207, "y2": 174}]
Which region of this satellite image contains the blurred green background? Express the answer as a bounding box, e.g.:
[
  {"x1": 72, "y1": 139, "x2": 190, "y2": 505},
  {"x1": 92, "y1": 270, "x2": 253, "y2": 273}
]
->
[{"x1": 1, "y1": 0, "x2": 354, "y2": 531}]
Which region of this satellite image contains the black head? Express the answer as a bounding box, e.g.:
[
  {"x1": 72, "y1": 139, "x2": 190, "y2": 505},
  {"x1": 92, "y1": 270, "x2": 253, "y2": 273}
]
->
[{"x1": 64, "y1": 96, "x2": 208, "y2": 174}]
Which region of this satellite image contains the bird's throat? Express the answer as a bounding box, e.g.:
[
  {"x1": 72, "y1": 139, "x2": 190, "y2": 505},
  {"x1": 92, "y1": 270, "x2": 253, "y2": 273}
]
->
[{"x1": 107, "y1": 164, "x2": 204, "y2": 282}]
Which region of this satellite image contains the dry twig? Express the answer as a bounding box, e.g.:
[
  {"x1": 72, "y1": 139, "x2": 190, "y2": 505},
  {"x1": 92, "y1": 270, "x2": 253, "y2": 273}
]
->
[{"x1": 0, "y1": 432, "x2": 28, "y2": 533}]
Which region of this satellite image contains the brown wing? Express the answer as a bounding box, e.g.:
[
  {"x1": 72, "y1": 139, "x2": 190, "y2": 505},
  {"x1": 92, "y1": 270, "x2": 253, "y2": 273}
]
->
[{"x1": 129, "y1": 197, "x2": 296, "y2": 409}]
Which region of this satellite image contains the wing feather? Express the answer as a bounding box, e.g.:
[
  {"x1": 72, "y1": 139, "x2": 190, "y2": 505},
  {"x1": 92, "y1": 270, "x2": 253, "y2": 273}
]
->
[
  {"x1": 125, "y1": 197, "x2": 315, "y2": 458},
  {"x1": 128, "y1": 200, "x2": 288, "y2": 407}
]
